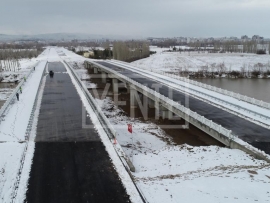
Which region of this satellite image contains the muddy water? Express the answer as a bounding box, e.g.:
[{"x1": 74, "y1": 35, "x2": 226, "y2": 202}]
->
[
  {"x1": 87, "y1": 69, "x2": 223, "y2": 147},
  {"x1": 194, "y1": 78, "x2": 270, "y2": 103}
]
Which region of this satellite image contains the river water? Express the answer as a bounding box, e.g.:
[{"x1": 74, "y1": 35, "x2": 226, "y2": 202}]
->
[{"x1": 194, "y1": 78, "x2": 270, "y2": 103}]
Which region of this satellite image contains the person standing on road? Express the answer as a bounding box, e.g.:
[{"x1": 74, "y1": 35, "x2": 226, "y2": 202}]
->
[
  {"x1": 24, "y1": 77, "x2": 26, "y2": 82},
  {"x1": 34, "y1": 66, "x2": 35, "y2": 71},
  {"x1": 16, "y1": 92, "x2": 19, "y2": 101},
  {"x1": 20, "y1": 87, "x2": 22, "y2": 93}
]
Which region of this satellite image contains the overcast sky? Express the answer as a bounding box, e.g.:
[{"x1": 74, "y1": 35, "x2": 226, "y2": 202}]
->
[{"x1": 1, "y1": 0, "x2": 269, "y2": 38}]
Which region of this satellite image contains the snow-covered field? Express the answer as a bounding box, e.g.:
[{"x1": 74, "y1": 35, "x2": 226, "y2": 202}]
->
[
  {"x1": 132, "y1": 46, "x2": 270, "y2": 73},
  {"x1": 96, "y1": 97, "x2": 270, "y2": 203}
]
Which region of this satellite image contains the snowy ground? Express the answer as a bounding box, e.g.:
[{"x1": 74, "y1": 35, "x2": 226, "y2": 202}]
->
[
  {"x1": 96, "y1": 97, "x2": 270, "y2": 203},
  {"x1": 132, "y1": 46, "x2": 270, "y2": 73},
  {"x1": 95, "y1": 98, "x2": 171, "y2": 158},
  {"x1": 0, "y1": 142, "x2": 25, "y2": 201}
]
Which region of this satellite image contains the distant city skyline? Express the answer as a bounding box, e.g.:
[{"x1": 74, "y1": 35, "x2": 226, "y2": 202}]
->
[{"x1": 1, "y1": 0, "x2": 270, "y2": 38}]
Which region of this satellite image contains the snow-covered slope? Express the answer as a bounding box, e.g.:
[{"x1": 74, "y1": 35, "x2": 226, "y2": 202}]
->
[{"x1": 132, "y1": 47, "x2": 270, "y2": 72}]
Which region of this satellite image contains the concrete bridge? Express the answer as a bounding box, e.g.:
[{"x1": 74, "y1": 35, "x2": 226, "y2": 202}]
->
[{"x1": 85, "y1": 60, "x2": 270, "y2": 163}]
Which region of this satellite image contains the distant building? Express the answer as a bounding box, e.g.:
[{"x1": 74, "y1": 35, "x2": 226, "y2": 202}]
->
[
  {"x1": 207, "y1": 37, "x2": 214, "y2": 43},
  {"x1": 175, "y1": 37, "x2": 187, "y2": 43},
  {"x1": 252, "y1": 35, "x2": 264, "y2": 42},
  {"x1": 229, "y1": 37, "x2": 239, "y2": 41},
  {"x1": 241, "y1": 35, "x2": 249, "y2": 42}
]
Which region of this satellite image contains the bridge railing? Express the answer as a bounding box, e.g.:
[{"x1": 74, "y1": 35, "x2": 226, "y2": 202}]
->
[{"x1": 0, "y1": 61, "x2": 39, "y2": 125}]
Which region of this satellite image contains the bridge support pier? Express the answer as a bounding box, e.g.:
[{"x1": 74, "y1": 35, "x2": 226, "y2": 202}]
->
[
  {"x1": 112, "y1": 78, "x2": 119, "y2": 94},
  {"x1": 130, "y1": 87, "x2": 149, "y2": 119},
  {"x1": 94, "y1": 67, "x2": 98, "y2": 74},
  {"x1": 101, "y1": 72, "x2": 107, "y2": 83},
  {"x1": 126, "y1": 84, "x2": 130, "y2": 93},
  {"x1": 130, "y1": 88, "x2": 139, "y2": 106},
  {"x1": 161, "y1": 108, "x2": 174, "y2": 119},
  {"x1": 148, "y1": 98, "x2": 155, "y2": 108}
]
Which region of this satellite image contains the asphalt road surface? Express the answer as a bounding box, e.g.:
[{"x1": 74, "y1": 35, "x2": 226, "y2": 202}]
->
[
  {"x1": 26, "y1": 62, "x2": 131, "y2": 203},
  {"x1": 98, "y1": 61, "x2": 270, "y2": 154}
]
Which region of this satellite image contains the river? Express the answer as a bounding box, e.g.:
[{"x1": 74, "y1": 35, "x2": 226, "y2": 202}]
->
[{"x1": 194, "y1": 78, "x2": 270, "y2": 103}]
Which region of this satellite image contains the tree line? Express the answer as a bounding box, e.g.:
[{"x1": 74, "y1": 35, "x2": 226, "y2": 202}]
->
[
  {"x1": 177, "y1": 62, "x2": 270, "y2": 78},
  {"x1": 0, "y1": 49, "x2": 39, "y2": 60},
  {"x1": 150, "y1": 38, "x2": 270, "y2": 54},
  {"x1": 75, "y1": 48, "x2": 113, "y2": 59},
  {"x1": 0, "y1": 49, "x2": 40, "y2": 72},
  {"x1": 0, "y1": 59, "x2": 20, "y2": 72},
  {"x1": 189, "y1": 40, "x2": 270, "y2": 54},
  {"x1": 113, "y1": 41, "x2": 150, "y2": 62}
]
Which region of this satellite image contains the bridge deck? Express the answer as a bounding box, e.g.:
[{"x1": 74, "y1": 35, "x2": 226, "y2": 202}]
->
[
  {"x1": 97, "y1": 61, "x2": 270, "y2": 155},
  {"x1": 26, "y1": 62, "x2": 131, "y2": 203}
]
